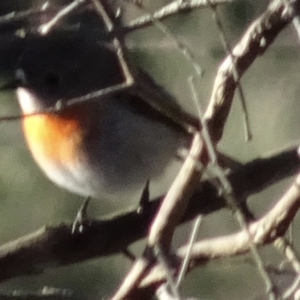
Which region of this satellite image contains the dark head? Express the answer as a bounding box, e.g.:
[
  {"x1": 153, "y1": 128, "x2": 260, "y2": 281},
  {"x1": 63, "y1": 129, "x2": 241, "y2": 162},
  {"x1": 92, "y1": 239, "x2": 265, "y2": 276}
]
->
[{"x1": 14, "y1": 30, "x2": 124, "y2": 113}]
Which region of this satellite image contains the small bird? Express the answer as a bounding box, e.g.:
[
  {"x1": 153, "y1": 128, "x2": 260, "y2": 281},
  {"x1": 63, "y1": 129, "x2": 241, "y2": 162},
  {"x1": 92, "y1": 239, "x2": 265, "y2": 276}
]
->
[{"x1": 7, "y1": 29, "x2": 198, "y2": 202}]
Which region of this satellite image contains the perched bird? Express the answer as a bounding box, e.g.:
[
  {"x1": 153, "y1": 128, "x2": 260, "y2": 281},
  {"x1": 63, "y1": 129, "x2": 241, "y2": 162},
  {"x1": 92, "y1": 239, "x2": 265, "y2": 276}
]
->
[{"x1": 6, "y1": 29, "x2": 199, "y2": 202}]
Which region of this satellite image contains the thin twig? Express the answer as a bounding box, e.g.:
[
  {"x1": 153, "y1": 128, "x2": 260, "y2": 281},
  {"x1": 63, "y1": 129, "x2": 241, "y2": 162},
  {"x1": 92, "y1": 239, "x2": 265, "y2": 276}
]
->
[
  {"x1": 207, "y1": 4, "x2": 276, "y2": 299},
  {"x1": 90, "y1": 0, "x2": 135, "y2": 93},
  {"x1": 125, "y1": 0, "x2": 203, "y2": 76},
  {"x1": 120, "y1": 0, "x2": 232, "y2": 35},
  {"x1": 39, "y1": 0, "x2": 87, "y2": 34},
  {"x1": 0, "y1": 4, "x2": 52, "y2": 29},
  {"x1": 0, "y1": 82, "x2": 131, "y2": 122},
  {"x1": 176, "y1": 216, "x2": 202, "y2": 287},
  {"x1": 274, "y1": 238, "x2": 300, "y2": 299}
]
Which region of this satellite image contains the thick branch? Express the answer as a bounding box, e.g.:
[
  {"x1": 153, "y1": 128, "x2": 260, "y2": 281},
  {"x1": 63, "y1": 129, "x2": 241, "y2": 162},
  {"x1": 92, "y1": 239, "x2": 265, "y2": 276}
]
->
[
  {"x1": 148, "y1": 132, "x2": 204, "y2": 248},
  {"x1": 0, "y1": 145, "x2": 298, "y2": 283},
  {"x1": 111, "y1": 133, "x2": 205, "y2": 300},
  {"x1": 204, "y1": 0, "x2": 300, "y2": 141},
  {"x1": 130, "y1": 173, "x2": 300, "y2": 299}
]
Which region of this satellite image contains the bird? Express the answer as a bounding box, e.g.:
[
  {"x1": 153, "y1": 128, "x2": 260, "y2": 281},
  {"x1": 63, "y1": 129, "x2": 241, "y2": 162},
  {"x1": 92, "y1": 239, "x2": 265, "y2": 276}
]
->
[{"x1": 6, "y1": 29, "x2": 200, "y2": 203}]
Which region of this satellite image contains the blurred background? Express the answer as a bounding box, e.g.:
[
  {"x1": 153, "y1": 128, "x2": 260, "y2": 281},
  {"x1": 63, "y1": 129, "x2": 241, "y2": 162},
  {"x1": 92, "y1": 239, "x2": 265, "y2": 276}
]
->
[{"x1": 0, "y1": 0, "x2": 299, "y2": 299}]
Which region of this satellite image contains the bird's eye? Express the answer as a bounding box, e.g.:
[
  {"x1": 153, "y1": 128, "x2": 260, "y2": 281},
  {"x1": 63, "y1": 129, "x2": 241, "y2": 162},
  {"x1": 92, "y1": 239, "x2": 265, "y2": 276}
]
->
[{"x1": 45, "y1": 73, "x2": 61, "y2": 86}]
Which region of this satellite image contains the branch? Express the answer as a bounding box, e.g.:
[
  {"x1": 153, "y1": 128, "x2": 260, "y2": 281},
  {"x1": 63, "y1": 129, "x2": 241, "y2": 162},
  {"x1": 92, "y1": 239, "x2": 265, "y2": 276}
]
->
[
  {"x1": 0, "y1": 287, "x2": 81, "y2": 300},
  {"x1": 131, "y1": 172, "x2": 300, "y2": 299},
  {"x1": 0, "y1": 7, "x2": 47, "y2": 29},
  {"x1": 39, "y1": 0, "x2": 87, "y2": 35},
  {"x1": 0, "y1": 145, "x2": 298, "y2": 283},
  {"x1": 0, "y1": 1, "x2": 300, "y2": 299},
  {"x1": 204, "y1": 0, "x2": 300, "y2": 141},
  {"x1": 111, "y1": 132, "x2": 205, "y2": 300},
  {"x1": 148, "y1": 133, "x2": 204, "y2": 249},
  {"x1": 120, "y1": 0, "x2": 232, "y2": 35}
]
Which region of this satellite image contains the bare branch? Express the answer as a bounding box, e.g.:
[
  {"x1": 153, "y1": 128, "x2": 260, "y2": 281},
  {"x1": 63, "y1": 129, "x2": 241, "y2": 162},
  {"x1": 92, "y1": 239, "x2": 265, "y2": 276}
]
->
[
  {"x1": 131, "y1": 173, "x2": 300, "y2": 298},
  {"x1": 0, "y1": 5, "x2": 52, "y2": 32},
  {"x1": 0, "y1": 287, "x2": 80, "y2": 300},
  {"x1": 0, "y1": 145, "x2": 298, "y2": 283},
  {"x1": 39, "y1": 0, "x2": 87, "y2": 35},
  {"x1": 120, "y1": 0, "x2": 232, "y2": 35},
  {"x1": 111, "y1": 133, "x2": 205, "y2": 300},
  {"x1": 204, "y1": 0, "x2": 300, "y2": 141},
  {"x1": 148, "y1": 133, "x2": 204, "y2": 249}
]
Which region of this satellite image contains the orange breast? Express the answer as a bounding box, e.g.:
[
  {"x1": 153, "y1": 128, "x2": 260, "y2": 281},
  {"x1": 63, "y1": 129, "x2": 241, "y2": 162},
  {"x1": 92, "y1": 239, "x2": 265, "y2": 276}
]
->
[{"x1": 22, "y1": 109, "x2": 85, "y2": 166}]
